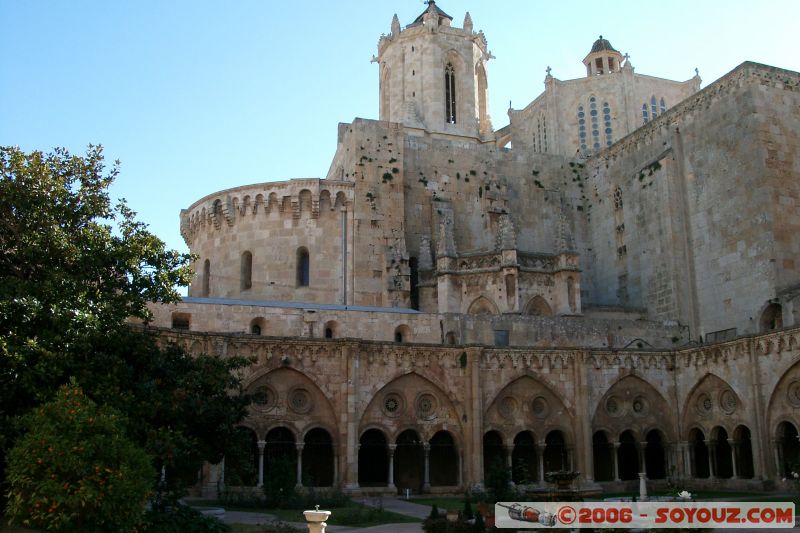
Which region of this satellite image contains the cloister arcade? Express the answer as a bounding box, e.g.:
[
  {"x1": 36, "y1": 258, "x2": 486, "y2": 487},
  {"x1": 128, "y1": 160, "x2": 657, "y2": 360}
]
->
[{"x1": 179, "y1": 330, "x2": 800, "y2": 494}]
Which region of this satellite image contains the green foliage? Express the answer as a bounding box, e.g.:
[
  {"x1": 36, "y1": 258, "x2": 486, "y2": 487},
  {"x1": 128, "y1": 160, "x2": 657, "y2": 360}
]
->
[
  {"x1": 422, "y1": 515, "x2": 473, "y2": 533},
  {"x1": 472, "y1": 511, "x2": 485, "y2": 532},
  {"x1": 462, "y1": 498, "x2": 474, "y2": 520},
  {"x1": 262, "y1": 456, "x2": 297, "y2": 508},
  {"x1": 485, "y1": 458, "x2": 513, "y2": 502},
  {"x1": 428, "y1": 503, "x2": 440, "y2": 520},
  {"x1": 0, "y1": 146, "x2": 250, "y2": 504},
  {"x1": 140, "y1": 503, "x2": 231, "y2": 533},
  {"x1": 5, "y1": 383, "x2": 154, "y2": 532}
]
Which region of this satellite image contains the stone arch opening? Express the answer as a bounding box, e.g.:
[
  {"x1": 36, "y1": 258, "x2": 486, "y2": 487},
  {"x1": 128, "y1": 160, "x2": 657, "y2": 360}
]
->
[
  {"x1": 777, "y1": 421, "x2": 800, "y2": 477},
  {"x1": 296, "y1": 247, "x2": 310, "y2": 287},
  {"x1": 264, "y1": 426, "x2": 297, "y2": 486},
  {"x1": 512, "y1": 431, "x2": 538, "y2": 484},
  {"x1": 689, "y1": 428, "x2": 710, "y2": 478},
  {"x1": 298, "y1": 189, "x2": 312, "y2": 216},
  {"x1": 225, "y1": 426, "x2": 258, "y2": 486},
  {"x1": 302, "y1": 428, "x2": 334, "y2": 487},
  {"x1": 760, "y1": 302, "x2": 783, "y2": 332},
  {"x1": 592, "y1": 431, "x2": 614, "y2": 481},
  {"x1": 483, "y1": 430, "x2": 505, "y2": 482},
  {"x1": 544, "y1": 430, "x2": 568, "y2": 472},
  {"x1": 394, "y1": 324, "x2": 411, "y2": 343},
  {"x1": 712, "y1": 426, "x2": 733, "y2": 479},
  {"x1": 617, "y1": 430, "x2": 639, "y2": 480},
  {"x1": 358, "y1": 428, "x2": 388, "y2": 486},
  {"x1": 444, "y1": 331, "x2": 456, "y2": 345},
  {"x1": 733, "y1": 425, "x2": 755, "y2": 479},
  {"x1": 249, "y1": 317, "x2": 267, "y2": 335},
  {"x1": 241, "y1": 250, "x2": 252, "y2": 291},
  {"x1": 429, "y1": 430, "x2": 458, "y2": 486},
  {"x1": 645, "y1": 429, "x2": 667, "y2": 480},
  {"x1": 395, "y1": 429, "x2": 424, "y2": 493},
  {"x1": 409, "y1": 256, "x2": 420, "y2": 310},
  {"x1": 324, "y1": 320, "x2": 338, "y2": 339},
  {"x1": 202, "y1": 258, "x2": 210, "y2": 297},
  {"x1": 567, "y1": 277, "x2": 577, "y2": 312},
  {"x1": 525, "y1": 295, "x2": 552, "y2": 316},
  {"x1": 468, "y1": 296, "x2": 498, "y2": 315}
]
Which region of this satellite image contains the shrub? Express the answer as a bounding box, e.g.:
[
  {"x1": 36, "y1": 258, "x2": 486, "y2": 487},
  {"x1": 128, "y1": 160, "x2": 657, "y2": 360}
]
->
[
  {"x1": 5, "y1": 382, "x2": 154, "y2": 532},
  {"x1": 262, "y1": 456, "x2": 297, "y2": 508},
  {"x1": 140, "y1": 503, "x2": 231, "y2": 532}
]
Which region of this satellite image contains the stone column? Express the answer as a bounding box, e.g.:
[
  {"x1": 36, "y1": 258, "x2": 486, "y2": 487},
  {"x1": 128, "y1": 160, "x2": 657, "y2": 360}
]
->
[
  {"x1": 355, "y1": 444, "x2": 361, "y2": 488},
  {"x1": 332, "y1": 444, "x2": 339, "y2": 486},
  {"x1": 707, "y1": 440, "x2": 716, "y2": 480},
  {"x1": 387, "y1": 444, "x2": 397, "y2": 490},
  {"x1": 729, "y1": 439, "x2": 739, "y2": 479},
  {"x1": 505, "y1": 444, "x2": 514, "y2": 482},
  {"x1": 257, "y1": 440, "x2": 266, "y2": 487},
  {"x1": 679, "y1": 441, "x2": 689, "y2": 479},
  {"x1": 296, "y1": 443, "x2": 305, "y2": 488},
  {"x1": 612, "y1": 442, "x2": 621, "y2": 481},
  {"x1": 638, "y1": 441, "x2": 648, "y2": 477},
  {"x1": 423, "y1": 443, "x2": 431, "y2": 492},
  {"x1": 773, "y1": 439, "x2": 784, "y2": 479},
  {"x1": 458, "y1": 450, "x2": 463, "y2": 488},
  {"x1": 537, "y1": 443, "x2": 545, "y2": 485},
  {"x1": 566, "y1": 447, "x2": 574, "y2": 472}
]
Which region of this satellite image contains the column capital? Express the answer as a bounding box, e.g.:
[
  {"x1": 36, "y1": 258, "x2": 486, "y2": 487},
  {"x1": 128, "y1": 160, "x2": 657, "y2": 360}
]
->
[
  {"x1": 423, "y1": 442, "x2": 431, "y2": 454},
  {"x1": 296, "y1": 442, "x2": 305, "y2": 452},
  {"x1": 388, "y1": 444, "x2": 397, "y2": 453},
  {"x1": 613, "y1": 441, "x2": 621, "y2": 449},
  {"x1": 257, "y1": 440, "x2": 266, "y2": 451}
]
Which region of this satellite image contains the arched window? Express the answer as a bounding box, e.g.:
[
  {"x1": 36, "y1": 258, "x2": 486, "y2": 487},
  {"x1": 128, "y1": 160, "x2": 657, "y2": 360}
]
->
[
  {"x1": 567, "y1": 277, "x2": 577, "y2": 312},
  {"x1": 324, "y1": 320, "x2": 338, "y2": 339},
  {"x1": 590, "y1": 97, "x2": 600, "y2": 150},
  {"x1": 409, "y1": 257, "x2": 419, "y2": 310},
  {"x1": 241, "y1": 251, "x2": 252, "y2": 291},
  {"x1": 642, "y1": 104, "x2": 649, "y2": 124},
  {"x1": 394, "y1": 324, "x2": 411, "y2": 343},
  {"x1": 444, "y1": 63, "x2": 456, "y2": 124},
  {"x1": 251, "y1": 324, "x2": 261, "y2": 335},
  {"x1": 578, "y1": 106, "x2": 587, "y2": 151},
  {"x1": 613, "y1": 187, "x2": 623, "y2": 210},
  {"x1": 660, "y1": 97, "x2": 666, "y2": 114},
  {"x1": 602, "y1": 102, "x2": 613, "y2": 147},
  {"x1": 297, "y1": 247, "x2": 310, "y2": 287},
  {"x1": 650, "y1": 95, "x2": 658, "y2": 118},
  {"x1": 202, "y1": 259, "x2": 210, "y2": 297}
]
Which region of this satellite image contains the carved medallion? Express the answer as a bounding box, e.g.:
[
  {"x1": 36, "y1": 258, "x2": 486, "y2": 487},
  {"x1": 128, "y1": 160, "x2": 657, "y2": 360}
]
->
[
  {"x1": 787, "y1": 381, "x2": 800, "y2": 407},
  {"x1": 720, "y1": 389, "x2": 737, "y2": 414},
  {"x1": 383, "y1": 392, "x2": 404, "y2": 417},
  {"x1": 416, "y1": 393, "x2": 438, "y2": 419},
  {"x1": 288, "y1": 388, "x2": 312, "y2": 414},
  {"x1": 531, "y1": 396, "x2": 549, "y2": 419}
]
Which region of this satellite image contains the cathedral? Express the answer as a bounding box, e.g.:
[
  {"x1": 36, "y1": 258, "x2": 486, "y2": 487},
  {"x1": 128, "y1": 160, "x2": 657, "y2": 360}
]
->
[{"x1": 145, "y1": 2, "x2": 800, "y2": 495}]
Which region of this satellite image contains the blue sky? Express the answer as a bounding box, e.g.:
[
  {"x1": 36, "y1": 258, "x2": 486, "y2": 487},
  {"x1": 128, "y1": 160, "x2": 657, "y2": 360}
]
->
[{"x1": 2, "y1": 1, "x2": 798, "y2": 255}]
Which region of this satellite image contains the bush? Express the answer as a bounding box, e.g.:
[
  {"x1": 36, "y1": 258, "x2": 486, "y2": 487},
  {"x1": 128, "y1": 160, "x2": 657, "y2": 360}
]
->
[
  {"x1": 422, "y1": 515, "x2": 473, "y2": 533},
  {"x1": 262, "y1": 456, "x2": 296, "y2": 508},
  {"x1": 140, "y1": 503, "x2": 230, "y2": 532},
  {"x1": 4, "y1": 382, "x2": 154, "y2": 532}
]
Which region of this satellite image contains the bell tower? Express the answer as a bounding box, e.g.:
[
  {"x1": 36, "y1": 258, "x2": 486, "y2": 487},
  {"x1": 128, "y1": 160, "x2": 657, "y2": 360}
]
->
[
  {"x1": 375, "y1": 1, "x2": 493, "y2": 139},
  {"x1": 583, "y1": 35, "x2": 624, "y2": 76}
]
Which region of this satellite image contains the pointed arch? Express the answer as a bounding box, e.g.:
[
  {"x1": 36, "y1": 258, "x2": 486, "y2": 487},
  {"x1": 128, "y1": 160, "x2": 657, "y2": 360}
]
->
[
  {"x1": 468, "y1": 295, "x2": 498, "y2": 315},
  {"x1": 593, "y1": 374, "x2": 675, "y2": 444},
  {"x1": 681, "y1": 373, "x2": 746, "y2": 436},
  {"x1": 380, "y1": 64, "x2": 391, "y2": 121},
  {"x1": 524, "y1": 295, "x2": 552, "y2": 316},
  {"x1": 476, "y1": 61, "x2": 489, "y2": 134}
]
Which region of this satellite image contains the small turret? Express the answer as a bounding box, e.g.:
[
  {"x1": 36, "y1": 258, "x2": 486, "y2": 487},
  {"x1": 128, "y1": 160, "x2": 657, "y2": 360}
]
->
[
  {"x1": 583, "y1": 35, "x2": 624, "y2": 76},
  {"x1": 463, "y1": 12, "x2": 473, "y2": 33},
  {"x1": 391, "y1": 14, "x2": 400, "y2": 36}
]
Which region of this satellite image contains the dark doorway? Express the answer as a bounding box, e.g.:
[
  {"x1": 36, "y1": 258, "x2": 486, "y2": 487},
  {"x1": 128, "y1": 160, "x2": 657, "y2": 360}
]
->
[
  {"x1": 645, "y1": 430, "x2": 666, "y2": 479},
  {"x1": 713, "y1": 427, "x2": 733, "y2": 479},
  {"x1": 544, "y1": 430, "x2": 568, "y2": 472},
  {"x1": 483, "y1": 431, "x2": 505, "y2": 482},
  {"x1": 395, "y1": 429, "x2": 424, "y2": 493},
  {"x1": 617, "y1": 430, "x2": 639, "y2": 480},
  {"x1": 358, "y1": 429, "x2": 388, "y2": 486},
  {"x1": 690, "y1": 428, "x2": 710, "y2": 478},
  {"x1": 429, "y1": 431, "x2": 458, "y2": 486},
  {"x1": 512, "y1": 431, "x2": 538, "y2": 484},
  {"x1": 592, "y1": 431, "x2": 613, "y2": 481},
  {"x1": 303, "y1": 428, "x2": 334, "y2": 487}
]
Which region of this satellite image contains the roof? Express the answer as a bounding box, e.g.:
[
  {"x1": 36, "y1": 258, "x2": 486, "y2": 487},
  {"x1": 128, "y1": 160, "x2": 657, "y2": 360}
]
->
[
  {"x1": 589, "y1": 35, "x2": 618, "y2": 54},
  {"x1": 181, "y1": 297, "x2": 423, "y2": 314},
  {"x1": 413, "y1": 0, "x2": 453, "y2": 24}
]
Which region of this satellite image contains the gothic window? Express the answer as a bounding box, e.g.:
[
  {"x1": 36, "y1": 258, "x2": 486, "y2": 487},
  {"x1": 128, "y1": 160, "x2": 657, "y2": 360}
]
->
[
  {"x1": 642, "y1": 104, "x2": 649, "y2": 124},
  {"x1": 660, "y1": 97, "x2": 666, "y2": 114},
  {"x1": 409, "y1": 257, "x2": 419, "y2": 310},
  {"x1": 543, "y1": 116, "x2": 547, "y2": 151},
  {"x1": 202, "y1": 259, "x2": 210, "y2": 297},
  {"x1": 240, "y1": 250, "x2": 252, "y2": 291},
  {"x1": 613, "y1": 187, "x2": 623, "y2": 210},
  {"x1": 603, "y1": 102, "x2": 613, "y2": 147},
  {"x1": 651, "y1": 95, "x2": 658, "y2": 118},
  {"x1": 578, "y1": 106, "x2": 587, "y2": 151},
  {"x1": 590, "y1": 97, "x2": 600, "y2": 150},
  {"x1": 297, "y1": 247, "x2": 310, "y2": 287},
  {"x1": 608, "y1": 57, "x2": 615, "y2": 72},
  {"x1": 251, "y1": 324, "x2": 261, "y2": 335},
  {"x1": 444, "y1": 63, "x2": 457, "y2": 124}
]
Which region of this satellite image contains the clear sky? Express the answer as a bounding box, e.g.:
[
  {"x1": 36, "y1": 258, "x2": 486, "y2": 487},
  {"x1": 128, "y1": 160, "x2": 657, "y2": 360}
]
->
[{"x1": 2, "y1": 0, "x2": 798, "y2": 256}]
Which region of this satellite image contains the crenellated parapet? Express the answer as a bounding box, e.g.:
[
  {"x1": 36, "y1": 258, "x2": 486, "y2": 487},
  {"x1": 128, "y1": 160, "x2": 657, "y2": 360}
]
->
[{"x1": 179, "y1": 179, "x2": 354, "y2": 246}]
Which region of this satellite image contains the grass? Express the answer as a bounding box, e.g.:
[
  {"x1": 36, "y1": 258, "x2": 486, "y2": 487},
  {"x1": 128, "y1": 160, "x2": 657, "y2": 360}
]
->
[
  {"x1": 409, "y1": 496, "x2": 464, "y2": 512},
  {"x1": 191, "y1": 499, "x2": 419, "y2": 528}
]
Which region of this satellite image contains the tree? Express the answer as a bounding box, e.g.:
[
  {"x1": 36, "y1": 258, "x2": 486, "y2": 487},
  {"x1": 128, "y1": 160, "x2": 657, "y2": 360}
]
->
[
  {"x1": 0, "y1": 146, "x2": 250, "y2": 502},
  {"x1": 5, "y1": 383, "x2": 154, "y2": 532}
]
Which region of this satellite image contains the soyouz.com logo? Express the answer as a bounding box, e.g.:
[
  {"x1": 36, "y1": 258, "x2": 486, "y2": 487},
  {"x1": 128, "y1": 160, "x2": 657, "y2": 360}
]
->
[{"x1": 495, "y1": 502, "x2": 795, "y2": 529}]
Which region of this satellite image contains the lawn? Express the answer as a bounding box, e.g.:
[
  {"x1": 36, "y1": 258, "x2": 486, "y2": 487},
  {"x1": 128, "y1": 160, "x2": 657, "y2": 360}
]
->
[
  {"x1": 192, "y1": 499, "x2": 419, "y2": 528},
  {"x1": 409, "y1": 496, "x2": 466, "y2": 512}
]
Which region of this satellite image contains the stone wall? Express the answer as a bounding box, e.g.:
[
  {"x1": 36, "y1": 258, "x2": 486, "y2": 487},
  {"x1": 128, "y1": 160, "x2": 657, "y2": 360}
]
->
[{"x1": 151, "y1": 324, "x2": 800, "y2": 493}]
